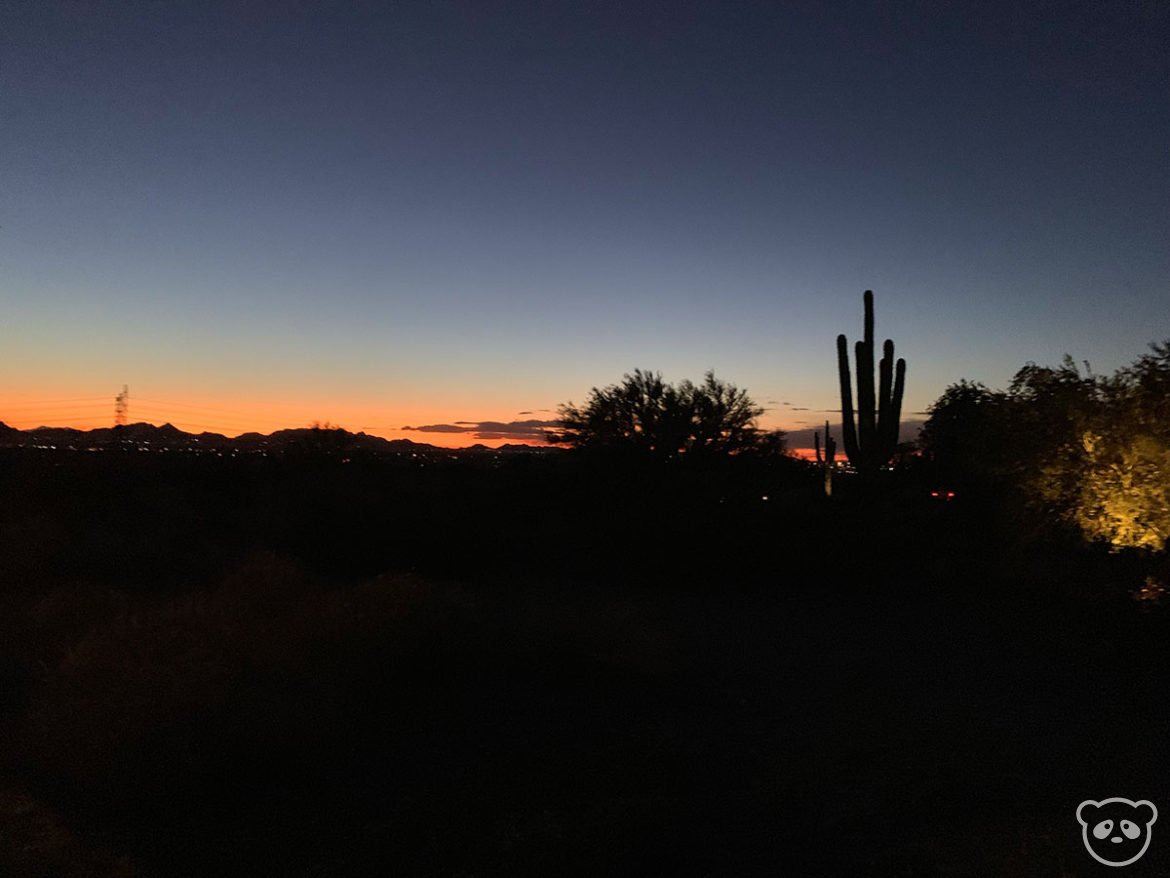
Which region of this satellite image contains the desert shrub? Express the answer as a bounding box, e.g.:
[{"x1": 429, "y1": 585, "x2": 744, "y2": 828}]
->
[{"x1": 11, "y1": 555, "x2": 470, "y2": 817}]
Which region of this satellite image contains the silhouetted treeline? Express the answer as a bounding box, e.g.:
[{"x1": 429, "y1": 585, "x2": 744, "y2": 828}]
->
[{"x1": 919, "y1": 342, "x2": 1170, "y2": 563}]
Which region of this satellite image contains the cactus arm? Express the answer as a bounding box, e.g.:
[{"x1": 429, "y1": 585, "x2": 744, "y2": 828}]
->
[
  {"x1": 836, "y1": 334, "x2": 859, "y2": 465},
  {"x1": 863, "y1": 290, "x2": 874, "y2": 356},
  {"x1": 814, "y1": 430, "x2": 823, "y2": 464},
  {"x1": 888, "y1": 356, "x2": 906, "y2": 451},
  {"x1": 878, "y1": 338, "x2": 893, "y2": 460},
  {"x1": 856, "y1": 339, "x2": 875, "y2": 472},
  {"x1": 858, "y1": 291, "x2": 878, "y2": 471}
]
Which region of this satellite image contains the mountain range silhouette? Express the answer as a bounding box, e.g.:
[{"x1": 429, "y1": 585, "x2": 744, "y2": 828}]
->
[{"x1": 0, "y1": 421, "x2": 558, "y2": 455}]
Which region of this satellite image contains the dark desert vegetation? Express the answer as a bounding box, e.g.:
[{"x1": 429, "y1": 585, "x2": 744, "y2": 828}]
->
[
  {"x1": 551, "y1": 368, "x2": 779, "y2": 460},
  {"x1": 2, "y1": 330, "x2": 1169, "y2": 876},
  {"x1": 4, "y1": 0, "x2": 1167, "y2": 871},
  {"x1": 919, "y1": 341, "x2": 1170, "y2": 559}
]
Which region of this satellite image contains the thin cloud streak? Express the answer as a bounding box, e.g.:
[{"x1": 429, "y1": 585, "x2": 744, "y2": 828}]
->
[{"x1": 403, "y1": 419, "x2": 561, "y2": 442}]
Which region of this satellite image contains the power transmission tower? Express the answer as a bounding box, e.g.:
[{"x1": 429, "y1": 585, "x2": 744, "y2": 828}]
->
[{"x1": 115, "y1": 385, "x2": 129, "y2": 427}]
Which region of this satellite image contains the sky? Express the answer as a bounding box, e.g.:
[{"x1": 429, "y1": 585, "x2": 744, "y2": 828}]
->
[{"x1": 2, "y1": 1, "x2": 1167, "y2": 449}]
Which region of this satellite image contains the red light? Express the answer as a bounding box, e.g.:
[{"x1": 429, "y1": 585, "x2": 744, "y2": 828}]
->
[{"x1": 930, "y1": 491, "x2": 939, "y2": 497}]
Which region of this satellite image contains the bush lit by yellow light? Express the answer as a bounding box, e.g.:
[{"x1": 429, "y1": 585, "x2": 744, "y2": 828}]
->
[{"x1": 1074, "y1": 432, "x2": 1170, "y2": 551}]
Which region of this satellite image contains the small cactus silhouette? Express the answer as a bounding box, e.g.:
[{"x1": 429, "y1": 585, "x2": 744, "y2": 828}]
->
[{"x1": 814, "y1": 419, "x2": 836, "y2": 496}]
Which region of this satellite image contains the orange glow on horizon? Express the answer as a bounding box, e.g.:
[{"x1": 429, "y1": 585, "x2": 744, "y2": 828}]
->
[
  {"x1": 0, "y1": 416, "x2": 552, "y2": 449},
  {"x1": 0, "y1": 394, "x2": 556, "y2": 449},
  {"x1": 2, "y1": 388, "x2": 799, "y2": 451}
]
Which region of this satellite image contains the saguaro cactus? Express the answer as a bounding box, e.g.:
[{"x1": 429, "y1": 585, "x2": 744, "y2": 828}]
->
[
  {"x1": 837, "y1": 290, "x2": 906, "y2": 476},
  {"x1": 814, "y1": 419, "x2": 836, "y2": 496}
]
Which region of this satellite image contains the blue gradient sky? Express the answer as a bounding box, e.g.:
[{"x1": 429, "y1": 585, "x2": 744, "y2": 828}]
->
[{"x1": 2, "y1": 2, "x2": 1167, "y2": 446}]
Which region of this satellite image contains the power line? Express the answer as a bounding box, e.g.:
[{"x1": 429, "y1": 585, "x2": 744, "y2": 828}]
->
[
  {"x1": 0, "y1": 401, "x2": 111, "y2": 411},
  {"x1": 134, "y1": 397, "x2": 283, "y2": 418},
  {"x1": 2, "y1": 409, "x2": 112, "y2": 418},
  {"x1": 0, "y1": 397, "x2": 109, "y2": 406},
  {"x1": 137, "y1": 400, "x2": 379, "y2": 432},
  {"x1": 132, "y1": 405, "x2": 260, "y2": 425},
  {"x1": 136, "y1": 397, "x2": 385, "y2": 425}
]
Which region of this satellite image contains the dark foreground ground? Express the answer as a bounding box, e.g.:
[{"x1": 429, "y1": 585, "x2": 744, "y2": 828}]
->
[{"x1": 1, "y1": 449, "x2": 1167, "y2": 876}]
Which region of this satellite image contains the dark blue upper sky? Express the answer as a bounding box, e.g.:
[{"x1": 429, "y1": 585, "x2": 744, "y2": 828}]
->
[{"x1": 2, "y1": 1, "x2": 1167, "y2": 441}]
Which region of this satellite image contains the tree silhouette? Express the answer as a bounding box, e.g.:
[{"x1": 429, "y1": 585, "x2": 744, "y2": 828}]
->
[
  {"x1": 919, "y1": 380, "x2": 1007, "y2": 485},
  {"x1": 552, "y1": 369, "x2": 772, "y2": 459}
]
